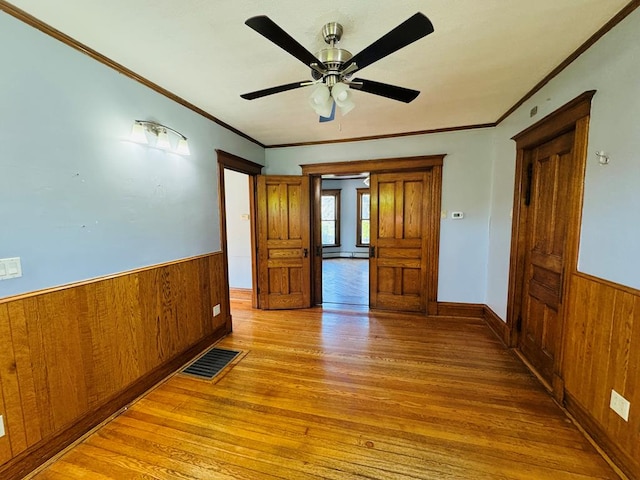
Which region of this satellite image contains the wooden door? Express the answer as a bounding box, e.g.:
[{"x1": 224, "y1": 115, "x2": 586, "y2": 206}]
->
[
  {"x1": 369, "y1": 171, "x2": 432, "y2": 312},
  {"x1": 519, "y1": 130, "x2": 576, "y2": 383},
  {"x1": 256, "y1": 175, "x2": 311, "y2": 309}
]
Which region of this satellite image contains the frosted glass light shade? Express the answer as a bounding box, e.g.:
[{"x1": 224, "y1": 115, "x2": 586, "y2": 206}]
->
[
  {"x1": 331, "y1": 82, "x2": 355, "y2": 116},
  {"x1": 156, "y1": 130, "x2": 171, "y2": 150},
  {"x1": 176, "y1": 138, "x2": 191, "y2": 156},
  {"x1": 308, "y1": 84, "x2": 334, "y2": 117},
  {"x1": 130, "y1": 122, "x2": 148, "y2": 144}
]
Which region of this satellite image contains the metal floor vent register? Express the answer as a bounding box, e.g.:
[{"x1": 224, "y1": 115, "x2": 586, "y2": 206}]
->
[{"x1": 182, "y1": 347, "x2": 241, "y2": 380}]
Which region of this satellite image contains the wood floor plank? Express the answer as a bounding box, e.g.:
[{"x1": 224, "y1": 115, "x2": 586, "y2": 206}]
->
[{"x1": 30, "y1": 299, "x2": 620, "y2": 479}]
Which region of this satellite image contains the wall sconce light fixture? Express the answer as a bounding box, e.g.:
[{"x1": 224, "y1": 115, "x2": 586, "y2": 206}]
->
[{"x1": 130, "y1": 120, "x2": 190, "y2": 155}]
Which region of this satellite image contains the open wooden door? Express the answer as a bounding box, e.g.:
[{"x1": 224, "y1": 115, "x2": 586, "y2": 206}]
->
[
  {"x1": 256, "y1": 175, "x2": 311, "y2": 309},
  {"x1": 369, "y1": 171, "x2": 435, "y2": 312}
]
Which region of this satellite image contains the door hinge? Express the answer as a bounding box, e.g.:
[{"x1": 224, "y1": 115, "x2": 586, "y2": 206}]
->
[
  {"x1": 315, "y1": 245, "x2": 322, "y2": 257},
  {"x1": 369, "y1": 246, "x2": 376, "y2": 258},
  {"x1": 516, "y1": 314, "x2": 523, "y2": 333},
  {"x1": 524, "y1": 162, "x2": 533, "y2": 206}
]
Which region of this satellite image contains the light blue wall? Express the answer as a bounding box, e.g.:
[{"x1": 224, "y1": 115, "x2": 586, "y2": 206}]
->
[
  {"x1": 486, "y1": 7, "x2": 640, "y2": 318},
  {"x1": 0, "y1": 12, "x2": 264, "y2": 298},
  {"x1": 265, "y1": 129, "x2": 494, "y2": 305}
]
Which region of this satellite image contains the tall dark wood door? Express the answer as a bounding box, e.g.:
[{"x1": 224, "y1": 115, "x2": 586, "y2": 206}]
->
[
  {"x1": 519, "y1": 130, "x2": 576, "y2": 383},
  {"x1": 256, "y1": 175, "x2": 311, "y2": 309},
  {"x1": 369, "y1": 171, "x2": 432, "y2": 312}
]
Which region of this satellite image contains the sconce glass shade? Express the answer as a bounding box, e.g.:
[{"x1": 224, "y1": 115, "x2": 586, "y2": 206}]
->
[
  {"x1": 130, "y1": 122, "x2": 148, "y2": 144},
  {"x1": 156, "y1": 129, "x2": 171, "y2": 150},
  {"x1": 176, "y1": 138, "x2": 191, "y2": 156},
  {"x1": 309, "y1": 84, "x2": 334, "y2": 118},
  {"x1": 331, "y1": 82, "x2": 355, "y2": 116}
]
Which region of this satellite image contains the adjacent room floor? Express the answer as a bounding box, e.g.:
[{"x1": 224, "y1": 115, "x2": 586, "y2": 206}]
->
[
  {"x1": 322, "y1": 258, "x2": 369, "y2": 306},
  {"x1": 29, "y1": 299, "x2": 621, "y2": 479}
]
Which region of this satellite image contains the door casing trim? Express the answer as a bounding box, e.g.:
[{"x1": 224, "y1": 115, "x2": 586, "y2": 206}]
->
[
  {"x1": 506, "y1": 91, "x2": 595, "y2": 399},
  {"x1": 302, "y1": 155, "x2": 445, "y2": 313}
]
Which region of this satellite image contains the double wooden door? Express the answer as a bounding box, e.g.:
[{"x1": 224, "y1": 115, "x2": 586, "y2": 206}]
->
[
  {"x1": 256, "y1": 168, "x2": 440, "y2": 313},
  {"x1": 519, "y1": 130, "x2": 577, "y2": 383}
]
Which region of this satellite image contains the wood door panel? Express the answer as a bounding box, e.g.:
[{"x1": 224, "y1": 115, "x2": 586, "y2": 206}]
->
[
  {"x1": 531, "y1": 266, "x2": 562, "y2": 294},
  {"x1": 376, "y1": 258, "x2": 422, "y2": 268},
  {"x1": 402, "y1": 181, "x2": 424, "y2": 238},
  {"x1": 528, "y1": 279, "x2": 560, "y2": 310},
  {"x1": 370, "y1": 171, "x2": 432, "y2": 312},
  {"x1": 268, "y1": 249, "x2": 303, "y2": 259},
  {"x1": 519, "y1": 129, "x2": 576, "y2": 384},
  {"x1": 378, "y1": 248, "x2": 422, "y2": 259},
  {"x1": 529, "y1": 250, "x2": 562, "y2": 272},
  {"x1": 257, "y1": 176, "x2": 311, "y2": 310}
]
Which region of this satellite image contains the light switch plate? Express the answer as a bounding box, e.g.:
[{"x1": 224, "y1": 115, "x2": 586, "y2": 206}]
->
[
  {"x1": 0, "y1": 257, "x2": 22, "y2": 280},
  {"x1": 0, "y1": 415, "x2": 5, "y2": 438}
]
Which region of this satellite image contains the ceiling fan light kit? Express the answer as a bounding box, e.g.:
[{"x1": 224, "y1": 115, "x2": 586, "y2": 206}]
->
[{"x1": 241, "y1": 13, "x2": 434, "y2": 121}]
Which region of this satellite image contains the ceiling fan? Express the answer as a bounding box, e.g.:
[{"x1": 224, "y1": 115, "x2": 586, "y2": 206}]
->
[{"x1": 240, "y1": 13, "x2": 434, "y2": 121}]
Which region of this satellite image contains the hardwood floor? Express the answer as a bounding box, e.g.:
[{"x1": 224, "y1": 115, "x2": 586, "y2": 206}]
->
[
  {"x1": 322, "y1": 258, "x2": 369, "y2": 306},
  {"x1": 29, "y1": 300, "x2": 621, "y2": 479}
]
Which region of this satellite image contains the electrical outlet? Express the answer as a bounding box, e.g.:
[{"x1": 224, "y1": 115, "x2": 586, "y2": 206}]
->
[
  {"x1": 610, "y1": 389, "x2": 630, "y2": 421},
  {"x1": 0, "y1": 415, "x2": 5, "y2": 438},
  {"x1": 213, "y1": 304, "x2": 221, "y2": 317}
]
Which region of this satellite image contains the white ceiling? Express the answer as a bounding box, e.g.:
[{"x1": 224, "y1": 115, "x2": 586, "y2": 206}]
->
[{"x1": 6, "y1": 0, "x2": 630, "y2": 146}]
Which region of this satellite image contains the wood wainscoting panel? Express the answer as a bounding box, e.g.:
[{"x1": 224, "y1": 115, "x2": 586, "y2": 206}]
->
[
  {"x1": 0, "y1": 253, "x2": 230, "y2": 480},
  {"x1": 562, "y1": 272, "x2": 640, "y2": 479}
]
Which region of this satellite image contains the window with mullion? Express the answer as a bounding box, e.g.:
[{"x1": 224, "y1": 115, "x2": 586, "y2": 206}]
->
[
  {"x1": 321, "y1": 189, "x2": 341, "y2": 247},
  {"x1": 357, "y1": 188, "x2": 370, "y2": 246}
]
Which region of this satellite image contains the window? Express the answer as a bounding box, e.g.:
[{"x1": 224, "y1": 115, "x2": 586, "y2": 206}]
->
[
  {"x1": 357, "y1": 188, "x2": 370, "y2": 246},
  {"x1": 321, "y1": 189, "x2": 341, "y2": 247}
]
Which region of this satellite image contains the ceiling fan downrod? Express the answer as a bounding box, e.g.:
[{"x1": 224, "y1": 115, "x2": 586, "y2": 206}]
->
[{"x1": 311, "y1": 22, "x2": 355, "y2": 85}]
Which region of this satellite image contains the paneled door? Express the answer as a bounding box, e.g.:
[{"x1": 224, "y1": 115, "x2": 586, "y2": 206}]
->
[
  {"x1": 256, "y1": 175, "x2": 311, "y2": 309},
  {"x1": 519, "y1": 130, "x2": 576, "y2": 383},
  {"x1": 369, "y1": 171, "x2": 434, "y2": 312}
]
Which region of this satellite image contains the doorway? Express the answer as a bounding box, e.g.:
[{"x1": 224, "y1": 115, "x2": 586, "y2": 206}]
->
[
  {"x1": 303, "y1": 155, "x2": 444, "y2": 314},
  {"x1": 507, "y1": 91, "x2": 594, "y2": 395},
  {"x1": 216, "y1": 150, "x2": 263, "y2": 308},
  {"x1": 320, "y1": 176, "x2": 370, "y2": 307}
]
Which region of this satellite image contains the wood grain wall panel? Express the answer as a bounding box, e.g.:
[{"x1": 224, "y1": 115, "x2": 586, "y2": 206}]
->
[
  {"x1": 562, "y1": 273, "x2": 640, "y2": 478},
  {"x1": 5, "y1": 301, "x2": 42, "y2": 447},
  {"x1": 37, "y1": 289, "x2": 91, "y2": 432},
  {"x1": 0, "y1": 253, "x2": 230, "y2": 479},
  {"x1": 0, "y1": 378, "x2": 11, "y2": 465}
]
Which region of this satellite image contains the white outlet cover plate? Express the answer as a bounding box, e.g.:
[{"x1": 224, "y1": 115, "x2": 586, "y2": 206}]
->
[
  {"x1": 610, "y1": 389, "x2": 630, "y2": 421},
  {"x1": 0, "y1": 414, "x2": 5, "y2": 438}
]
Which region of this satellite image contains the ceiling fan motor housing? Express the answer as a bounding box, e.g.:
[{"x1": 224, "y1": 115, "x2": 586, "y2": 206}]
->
[{"x1": 311, "y1": 46, "x2": 353, "y2": 83}]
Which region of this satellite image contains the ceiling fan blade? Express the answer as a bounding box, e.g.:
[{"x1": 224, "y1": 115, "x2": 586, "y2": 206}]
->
[
  {"x1": 241, "y1": 81, "x2": 309, "y2": 100},
  {"x1": 345, "y1": 13, "x2": 434, "y2": 73},
  {"x1": 351, "y1": 78, "x2": 420, "y2": 103},
  {"x1": 246, "y1": 16, "x2": 326, "y2": 69}
]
